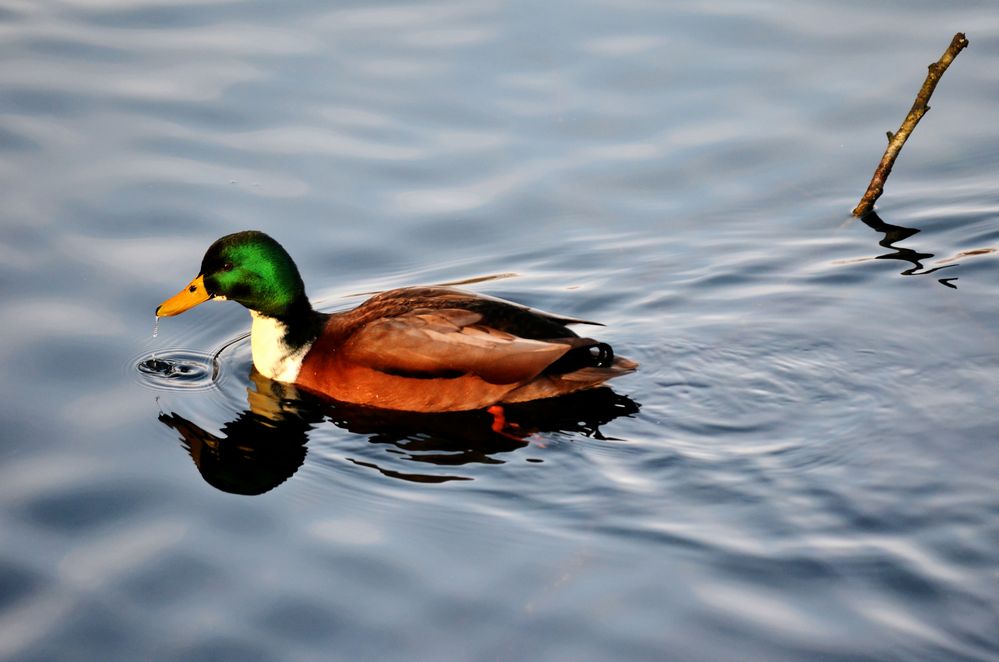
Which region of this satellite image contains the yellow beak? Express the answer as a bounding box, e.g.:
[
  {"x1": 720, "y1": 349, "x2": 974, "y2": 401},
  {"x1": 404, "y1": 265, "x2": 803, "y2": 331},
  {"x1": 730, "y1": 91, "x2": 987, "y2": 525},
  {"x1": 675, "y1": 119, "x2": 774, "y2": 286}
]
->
[{"x1": 156, "y1": 274, "x2": 211, "y2": 316}]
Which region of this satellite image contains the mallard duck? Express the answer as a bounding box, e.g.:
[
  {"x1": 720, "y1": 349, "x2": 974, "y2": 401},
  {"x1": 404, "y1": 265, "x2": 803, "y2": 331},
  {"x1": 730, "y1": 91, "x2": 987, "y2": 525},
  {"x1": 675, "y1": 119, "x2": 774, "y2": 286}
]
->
[{"x1": 156, "y1": 231, "x2": 637, "y2": 412}]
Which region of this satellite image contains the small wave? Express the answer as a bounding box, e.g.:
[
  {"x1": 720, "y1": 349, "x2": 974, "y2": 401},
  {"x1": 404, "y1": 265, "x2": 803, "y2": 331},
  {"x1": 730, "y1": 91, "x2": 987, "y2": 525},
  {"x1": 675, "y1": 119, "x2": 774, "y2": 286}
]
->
[{"x1": 133, "y1": 349, "x2": 218, "y2": 391}]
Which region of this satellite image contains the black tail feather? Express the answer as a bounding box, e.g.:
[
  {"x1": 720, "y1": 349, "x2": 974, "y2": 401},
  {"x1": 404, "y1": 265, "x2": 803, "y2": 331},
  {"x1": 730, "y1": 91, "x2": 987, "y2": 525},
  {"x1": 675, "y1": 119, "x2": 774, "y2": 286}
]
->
[{"x1": 545, "y1": 341, "x2": 615, "y2": 375}]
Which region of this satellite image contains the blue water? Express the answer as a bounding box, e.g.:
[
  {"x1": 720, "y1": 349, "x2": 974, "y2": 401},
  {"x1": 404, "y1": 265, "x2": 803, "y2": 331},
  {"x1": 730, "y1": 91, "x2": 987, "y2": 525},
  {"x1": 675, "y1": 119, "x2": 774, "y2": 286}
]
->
[{"x1": 2, "y1": 1, "x2": 999, "y2": 659}]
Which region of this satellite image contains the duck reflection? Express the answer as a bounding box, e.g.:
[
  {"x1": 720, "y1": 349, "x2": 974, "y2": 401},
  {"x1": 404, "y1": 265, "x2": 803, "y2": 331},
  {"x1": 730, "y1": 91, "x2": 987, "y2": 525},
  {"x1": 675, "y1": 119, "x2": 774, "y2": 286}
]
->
[{"x1": 159, "y1": 370, "x2": 639, "y2": 494}]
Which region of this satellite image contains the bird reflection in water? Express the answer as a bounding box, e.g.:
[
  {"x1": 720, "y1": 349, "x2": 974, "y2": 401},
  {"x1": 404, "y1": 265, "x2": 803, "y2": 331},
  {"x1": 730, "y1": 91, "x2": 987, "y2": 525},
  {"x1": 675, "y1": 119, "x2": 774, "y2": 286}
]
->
[{"x1": 159, "y1": 369, "x2": 639, "y2": 494}]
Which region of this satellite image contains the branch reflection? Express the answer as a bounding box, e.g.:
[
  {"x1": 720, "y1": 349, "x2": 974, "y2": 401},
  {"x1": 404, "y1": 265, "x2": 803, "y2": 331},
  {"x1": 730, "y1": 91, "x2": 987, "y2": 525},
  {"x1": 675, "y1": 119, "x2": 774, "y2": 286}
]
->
[{"x1": 860, "y1": 211, "x2": 957, "y2": 288}]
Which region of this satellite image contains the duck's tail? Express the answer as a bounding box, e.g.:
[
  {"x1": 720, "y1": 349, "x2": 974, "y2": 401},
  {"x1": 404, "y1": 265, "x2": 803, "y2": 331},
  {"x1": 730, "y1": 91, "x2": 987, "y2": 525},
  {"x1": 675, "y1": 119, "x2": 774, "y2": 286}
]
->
[{"x1": 501, "y1": 339, "x2": 637, "y2": 404}]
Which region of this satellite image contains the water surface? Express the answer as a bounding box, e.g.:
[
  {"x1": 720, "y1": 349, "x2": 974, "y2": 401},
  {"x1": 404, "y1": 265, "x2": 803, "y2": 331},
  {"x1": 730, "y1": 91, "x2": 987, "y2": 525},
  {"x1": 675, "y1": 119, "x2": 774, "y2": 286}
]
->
[{"x1": 1, "y1": 1, "x2": 999, "y2": 659}]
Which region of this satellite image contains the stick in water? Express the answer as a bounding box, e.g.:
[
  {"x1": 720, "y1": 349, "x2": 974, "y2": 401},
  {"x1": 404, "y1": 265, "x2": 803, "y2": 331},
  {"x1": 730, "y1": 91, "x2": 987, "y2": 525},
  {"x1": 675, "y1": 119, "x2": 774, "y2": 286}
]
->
[{"x1": 852, "y1": 33, "x2": 969, "y2": 218}]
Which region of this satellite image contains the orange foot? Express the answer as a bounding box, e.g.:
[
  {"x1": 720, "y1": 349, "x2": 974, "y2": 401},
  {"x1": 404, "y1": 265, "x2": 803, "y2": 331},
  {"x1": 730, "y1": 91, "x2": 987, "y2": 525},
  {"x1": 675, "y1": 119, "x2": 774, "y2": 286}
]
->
[{"x1": 487, "y1": 405, "x2": 529, "y2": 441}]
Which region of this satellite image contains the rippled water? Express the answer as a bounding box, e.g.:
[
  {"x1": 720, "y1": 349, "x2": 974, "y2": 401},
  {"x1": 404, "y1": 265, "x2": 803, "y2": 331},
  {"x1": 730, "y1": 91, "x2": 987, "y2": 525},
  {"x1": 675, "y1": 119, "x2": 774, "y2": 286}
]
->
[{"x1": 2, "y1": 0, "x2": 999, "y2": 659}]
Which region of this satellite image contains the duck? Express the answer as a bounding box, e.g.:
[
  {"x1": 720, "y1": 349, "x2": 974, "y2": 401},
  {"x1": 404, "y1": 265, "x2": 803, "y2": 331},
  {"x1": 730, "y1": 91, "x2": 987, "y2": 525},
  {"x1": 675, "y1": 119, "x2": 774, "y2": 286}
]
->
[{"x1": 156, "y1": 231, "x2": 637, "y2": 413}]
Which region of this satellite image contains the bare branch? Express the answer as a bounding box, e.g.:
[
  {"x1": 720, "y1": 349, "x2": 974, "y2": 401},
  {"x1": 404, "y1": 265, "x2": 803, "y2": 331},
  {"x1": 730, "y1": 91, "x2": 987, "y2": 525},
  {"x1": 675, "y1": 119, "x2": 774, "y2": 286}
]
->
[{"x1": 852, "y1": 33, "x2": 969, "y2": 218}]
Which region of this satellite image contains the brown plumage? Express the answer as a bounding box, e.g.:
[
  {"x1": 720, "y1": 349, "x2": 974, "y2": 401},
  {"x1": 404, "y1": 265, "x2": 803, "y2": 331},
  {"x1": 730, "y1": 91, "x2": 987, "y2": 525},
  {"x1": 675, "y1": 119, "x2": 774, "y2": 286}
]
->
[{"x1": 296, "y1": 287, "x2": 637, "y2": 411}]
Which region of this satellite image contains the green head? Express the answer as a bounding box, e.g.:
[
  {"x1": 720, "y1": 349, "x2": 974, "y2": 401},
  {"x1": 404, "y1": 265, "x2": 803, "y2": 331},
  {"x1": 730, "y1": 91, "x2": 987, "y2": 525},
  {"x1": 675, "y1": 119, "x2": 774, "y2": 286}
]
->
[{"x1": 157, "y1": 231, "x2": 310, "y2": 319}]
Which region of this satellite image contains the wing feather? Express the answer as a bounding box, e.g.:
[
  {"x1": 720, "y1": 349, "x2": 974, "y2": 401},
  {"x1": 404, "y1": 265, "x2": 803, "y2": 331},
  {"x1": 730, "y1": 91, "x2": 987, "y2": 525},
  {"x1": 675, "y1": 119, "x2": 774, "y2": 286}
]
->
[{"x1": 343, "y1": 309, "x2": 572, "y2": 384}]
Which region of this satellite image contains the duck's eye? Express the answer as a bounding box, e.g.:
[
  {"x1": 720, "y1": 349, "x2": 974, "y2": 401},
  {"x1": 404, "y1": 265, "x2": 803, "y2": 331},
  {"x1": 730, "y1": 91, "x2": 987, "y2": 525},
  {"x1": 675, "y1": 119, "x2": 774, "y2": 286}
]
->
[{"x1": 222, "y1": 262, "x2": 234, "y2": 272}]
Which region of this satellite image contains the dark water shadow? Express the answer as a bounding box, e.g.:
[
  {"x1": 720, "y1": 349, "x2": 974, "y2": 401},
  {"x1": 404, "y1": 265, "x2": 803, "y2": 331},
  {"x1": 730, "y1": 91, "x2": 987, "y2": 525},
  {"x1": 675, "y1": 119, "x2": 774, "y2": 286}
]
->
[
  {"x1": 860, "y1": 211, "x2": 958, "y2": 288},
  {"x1": 159, "y1": 370, "x2": 639, "y2": 494}
]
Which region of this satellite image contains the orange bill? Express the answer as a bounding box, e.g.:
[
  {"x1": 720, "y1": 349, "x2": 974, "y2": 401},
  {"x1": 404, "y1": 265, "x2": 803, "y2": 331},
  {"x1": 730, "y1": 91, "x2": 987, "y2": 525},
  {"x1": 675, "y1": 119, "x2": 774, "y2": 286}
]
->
[{"x1": 156, "y1": 275, "x2": 211, "y2": 316}]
